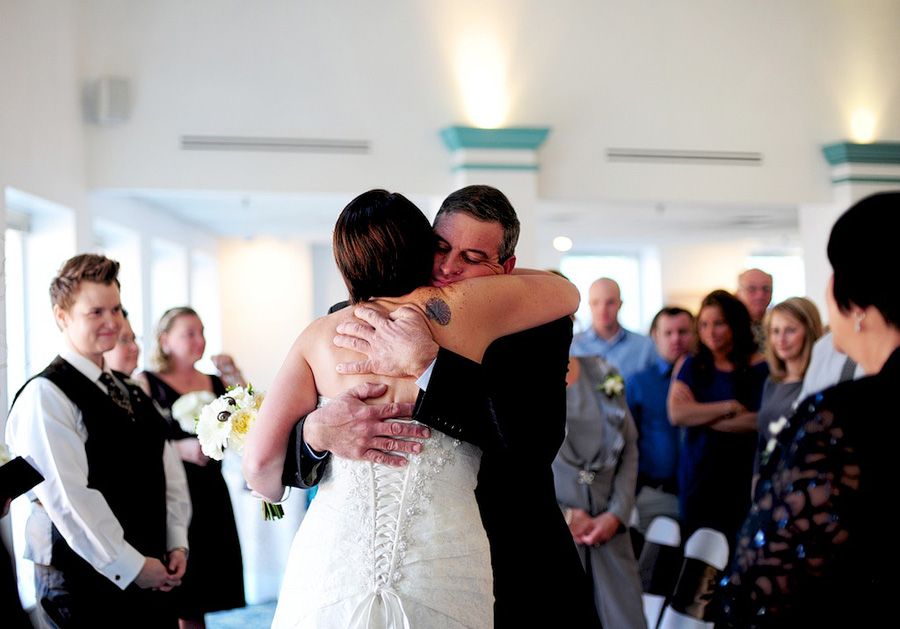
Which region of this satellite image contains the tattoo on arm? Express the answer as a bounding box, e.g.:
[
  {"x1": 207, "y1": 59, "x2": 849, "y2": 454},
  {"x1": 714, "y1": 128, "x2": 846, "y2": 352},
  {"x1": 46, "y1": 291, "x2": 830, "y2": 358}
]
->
[{"x1": 425, "y1": 298, "x2": 451, "y2": 326}]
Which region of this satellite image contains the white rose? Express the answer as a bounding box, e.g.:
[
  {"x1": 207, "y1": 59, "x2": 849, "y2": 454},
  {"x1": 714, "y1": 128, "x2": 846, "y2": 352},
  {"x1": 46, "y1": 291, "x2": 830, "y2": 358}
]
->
[{"x1": 172, "y1": 391, "x2": 217, "y2": 434}]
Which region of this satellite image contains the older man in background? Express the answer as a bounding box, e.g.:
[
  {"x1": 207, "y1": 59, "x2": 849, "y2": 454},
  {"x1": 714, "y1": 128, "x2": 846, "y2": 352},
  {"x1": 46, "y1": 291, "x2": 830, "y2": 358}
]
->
[{"x1": 735, "y1": 268, "x2": 773, "y2": 351}]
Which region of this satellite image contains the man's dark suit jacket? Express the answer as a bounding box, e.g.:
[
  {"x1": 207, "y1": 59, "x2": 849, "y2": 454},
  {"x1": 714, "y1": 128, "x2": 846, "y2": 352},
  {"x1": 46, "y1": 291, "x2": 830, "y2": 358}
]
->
[{"x1": 286, "y1": 317, "x2": 600, "y2": 626}]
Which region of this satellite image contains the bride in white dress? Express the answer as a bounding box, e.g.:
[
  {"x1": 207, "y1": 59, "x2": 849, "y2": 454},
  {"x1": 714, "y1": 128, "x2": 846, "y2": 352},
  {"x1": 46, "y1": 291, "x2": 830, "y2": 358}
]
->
[{"x1": 243, "y1": 190, "x2": 579, "y2": 628}]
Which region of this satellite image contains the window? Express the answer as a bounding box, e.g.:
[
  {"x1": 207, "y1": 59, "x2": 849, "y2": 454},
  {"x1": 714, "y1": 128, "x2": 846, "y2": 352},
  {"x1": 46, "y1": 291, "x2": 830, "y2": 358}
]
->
[
  {"x1": 560, "y1": 253, "x2": 656, "y2": 334},
  {"x1": 190, "y1": 250, "x2": 221, "y2": 374},
  {"x1": 150, "y1": 237, "x2": 189, "y2": 324},
  {"x1": 95, "y1": 218, "x2": 143, "y2": 348},
  {"x1": 745, "y1": 253, "x2": 806, "y2": 307},
  {"x1": 3, "y1": 187, "x2": 77, "y2": 611}
]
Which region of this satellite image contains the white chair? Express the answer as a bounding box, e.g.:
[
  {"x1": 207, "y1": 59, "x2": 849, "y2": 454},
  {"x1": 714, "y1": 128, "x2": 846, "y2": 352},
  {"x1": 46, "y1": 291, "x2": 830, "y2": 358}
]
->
[
  {"x1": 638, "y1": 516, "x2": 681, "y2": 629},
  {"x1": 656, "y1": 528, "x2": 729, "y2": 629}
]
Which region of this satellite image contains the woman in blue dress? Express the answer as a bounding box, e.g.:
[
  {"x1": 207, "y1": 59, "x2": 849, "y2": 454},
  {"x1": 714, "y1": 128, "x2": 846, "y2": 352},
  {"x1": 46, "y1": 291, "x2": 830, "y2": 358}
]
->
[{"x1": 668, "y1": 290, "x2": 768, "y2": 546}]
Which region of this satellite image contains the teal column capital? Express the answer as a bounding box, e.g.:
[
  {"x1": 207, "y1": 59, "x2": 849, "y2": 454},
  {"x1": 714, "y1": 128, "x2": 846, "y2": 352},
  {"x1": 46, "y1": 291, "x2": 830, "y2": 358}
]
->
[
  {"x1": 822, "y1": 141, "x2": 900, "y2": 186},
  {"x1": 440, "y1": 126, "x2": 551, "y2": 172},
  {"x1": 822, "y1": 141, "x2": 900, "y2": 166},
  {"x1": 440, "y1": 126, "x2": 551, "y2": 151}
]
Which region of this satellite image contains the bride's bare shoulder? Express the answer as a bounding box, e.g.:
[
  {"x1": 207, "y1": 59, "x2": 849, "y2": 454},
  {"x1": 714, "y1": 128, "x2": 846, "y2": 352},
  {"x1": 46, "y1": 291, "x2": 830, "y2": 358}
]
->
[{"x1": 290, "y1": 311, "x2": 347, "y2": 353}]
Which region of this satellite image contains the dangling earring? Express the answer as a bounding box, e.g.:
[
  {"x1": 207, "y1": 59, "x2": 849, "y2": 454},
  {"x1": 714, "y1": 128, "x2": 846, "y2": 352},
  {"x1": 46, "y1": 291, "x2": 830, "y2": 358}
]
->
[{"x1": 854, "y1": 311, "x2": 866, "y2": 333}]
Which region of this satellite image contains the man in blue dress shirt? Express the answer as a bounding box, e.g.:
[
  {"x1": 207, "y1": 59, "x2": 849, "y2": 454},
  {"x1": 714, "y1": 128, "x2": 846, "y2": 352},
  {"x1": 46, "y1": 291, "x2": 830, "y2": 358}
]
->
[
  {"x1": 570, "y1": 277, "x2": 658, "y2": 381},
  {"x1": 625, "y1": 307, "x2": 694, "y2": 531}
]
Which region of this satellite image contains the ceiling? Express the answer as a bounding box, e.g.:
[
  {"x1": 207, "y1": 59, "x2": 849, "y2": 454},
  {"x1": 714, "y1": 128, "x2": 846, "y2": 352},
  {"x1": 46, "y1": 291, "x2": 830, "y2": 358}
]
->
[{"x1": 106, "y1": 188, "x2": 802, "y2": 252}]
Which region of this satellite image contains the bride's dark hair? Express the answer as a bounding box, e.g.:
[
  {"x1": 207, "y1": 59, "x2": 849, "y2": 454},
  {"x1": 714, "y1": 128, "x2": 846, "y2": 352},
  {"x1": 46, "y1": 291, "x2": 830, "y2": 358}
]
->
[{"x1": 334, "y1": 189, "x2": 436, "y2": 303}]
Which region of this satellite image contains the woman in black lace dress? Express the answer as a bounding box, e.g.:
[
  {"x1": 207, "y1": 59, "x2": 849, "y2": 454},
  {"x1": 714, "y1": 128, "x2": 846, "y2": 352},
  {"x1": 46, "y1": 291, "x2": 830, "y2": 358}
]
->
[{"x1": 718, "y1": 192, "x2": 900, "y2": 627}]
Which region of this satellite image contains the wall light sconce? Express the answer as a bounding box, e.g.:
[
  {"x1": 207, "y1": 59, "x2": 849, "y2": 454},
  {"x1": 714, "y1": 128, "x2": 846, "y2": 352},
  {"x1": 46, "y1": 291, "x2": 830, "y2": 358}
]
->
[
  {"x1": 455, "y1": 28, "x2": 508, "y2": 128},
  {"x1": 850, "y1": 109, "x2": 876, "y2": 143}
]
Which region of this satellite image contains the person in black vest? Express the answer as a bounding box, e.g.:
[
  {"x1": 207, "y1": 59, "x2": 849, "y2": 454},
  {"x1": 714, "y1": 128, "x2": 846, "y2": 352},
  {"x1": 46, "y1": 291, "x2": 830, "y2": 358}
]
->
[{"x1": 5, "y1": 254, "x2": 191, "y2": 628}]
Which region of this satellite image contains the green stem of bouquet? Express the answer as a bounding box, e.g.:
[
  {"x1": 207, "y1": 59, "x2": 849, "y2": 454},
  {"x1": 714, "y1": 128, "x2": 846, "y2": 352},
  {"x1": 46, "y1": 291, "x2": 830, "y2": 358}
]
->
[{"x1": 262, "y1": 501, "x2": 285, "y2": 520}]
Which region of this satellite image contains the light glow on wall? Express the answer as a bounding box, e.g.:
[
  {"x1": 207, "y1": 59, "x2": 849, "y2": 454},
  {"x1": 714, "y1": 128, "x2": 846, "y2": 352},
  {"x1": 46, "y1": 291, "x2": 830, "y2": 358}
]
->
[
  {"x1": 455, "y1": 28, "x2": 508, "y2": 128},
  {"x1": 850, "y1": 109, "x2": 876, "y2": 143}
]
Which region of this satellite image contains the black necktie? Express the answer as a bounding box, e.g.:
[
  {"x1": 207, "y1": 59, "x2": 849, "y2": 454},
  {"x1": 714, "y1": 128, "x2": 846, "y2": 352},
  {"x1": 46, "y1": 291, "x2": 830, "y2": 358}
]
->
[{"x1": 99, "y1": 372, "x2": 133, "y2": 416}]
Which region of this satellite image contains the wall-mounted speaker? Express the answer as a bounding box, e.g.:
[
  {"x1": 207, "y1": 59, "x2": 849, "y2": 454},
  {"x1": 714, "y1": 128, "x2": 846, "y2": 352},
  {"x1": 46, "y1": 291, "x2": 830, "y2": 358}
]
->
[{"x1": 85, "y1": 76, "x2": 130, "y2": 125}]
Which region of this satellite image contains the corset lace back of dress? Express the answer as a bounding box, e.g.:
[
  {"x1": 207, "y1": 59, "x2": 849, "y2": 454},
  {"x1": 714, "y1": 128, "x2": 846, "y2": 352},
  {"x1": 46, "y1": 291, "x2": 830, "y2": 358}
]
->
[{"x1": 272, "y1": 397, "x2": 493, "y2": 629}]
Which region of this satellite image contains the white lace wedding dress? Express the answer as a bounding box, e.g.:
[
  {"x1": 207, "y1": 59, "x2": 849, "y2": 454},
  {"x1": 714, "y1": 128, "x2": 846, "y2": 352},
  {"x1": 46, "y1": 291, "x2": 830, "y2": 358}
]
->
[{"x1": 272, "y1": 398, "x2": 493, "y2": 628}]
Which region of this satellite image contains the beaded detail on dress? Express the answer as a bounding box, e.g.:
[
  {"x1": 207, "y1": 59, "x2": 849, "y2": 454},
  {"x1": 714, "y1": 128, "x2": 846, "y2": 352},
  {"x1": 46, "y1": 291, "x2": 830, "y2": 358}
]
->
[{"x1": 717, "y1": 392, "x2": 861, "y2": 627}]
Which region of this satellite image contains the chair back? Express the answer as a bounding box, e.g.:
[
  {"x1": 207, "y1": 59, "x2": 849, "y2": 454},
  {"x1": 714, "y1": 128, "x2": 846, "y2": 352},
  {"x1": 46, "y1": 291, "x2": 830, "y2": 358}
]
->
[
  {"x1": 656, "y1": 528, "x2": 729, "y2": 629},
  {"x1": 639, "y1": 517, "x2": 682, "y2": 629}
]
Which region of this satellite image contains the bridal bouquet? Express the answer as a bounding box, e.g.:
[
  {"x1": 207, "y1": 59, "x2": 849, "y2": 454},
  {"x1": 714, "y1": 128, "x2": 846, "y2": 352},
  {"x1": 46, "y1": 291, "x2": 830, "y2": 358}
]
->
[
  {"x1": 195, "y1": 385, "x2": 284, "y2": 520},
  {"x1": 171, "y1": 391, "x2": 216, "y2": 434}
]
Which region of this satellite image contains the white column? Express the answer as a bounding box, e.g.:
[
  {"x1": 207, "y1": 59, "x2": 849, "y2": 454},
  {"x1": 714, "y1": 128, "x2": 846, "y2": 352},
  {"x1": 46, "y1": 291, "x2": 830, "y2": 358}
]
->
[
  {"x1": 440, "y1": 126, "x2": 550, "y2": 267},
  {"x1": 800, "y1": 141, "x2": 900, "y2": 317}
]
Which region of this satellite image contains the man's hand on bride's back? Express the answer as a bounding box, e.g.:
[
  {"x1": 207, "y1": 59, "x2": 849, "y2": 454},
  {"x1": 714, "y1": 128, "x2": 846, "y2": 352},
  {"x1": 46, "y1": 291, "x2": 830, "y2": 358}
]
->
[
  {"x1": 304, "y1": 382, "x2": 427, "y2": 467},
  {"x1": 334, "y1": 305, "x2": 438, "y2": 378}
]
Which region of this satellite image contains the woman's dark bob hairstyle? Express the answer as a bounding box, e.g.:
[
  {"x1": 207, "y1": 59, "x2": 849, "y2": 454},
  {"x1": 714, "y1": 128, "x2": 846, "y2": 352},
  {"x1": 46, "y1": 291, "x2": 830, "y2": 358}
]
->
[
  {"x1": 334, "y1": 189, "x2": 435, "y2": 303},
  {"x1": 828, "y1": 192, "x2": 900, "y2": 328}
]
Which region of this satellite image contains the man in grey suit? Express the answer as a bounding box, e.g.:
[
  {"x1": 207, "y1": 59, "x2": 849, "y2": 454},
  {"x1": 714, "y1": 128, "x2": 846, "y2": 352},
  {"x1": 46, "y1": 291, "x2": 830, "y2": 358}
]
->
[{"x1": 553, "y1": 354, "x2": 646, "y2": 628}]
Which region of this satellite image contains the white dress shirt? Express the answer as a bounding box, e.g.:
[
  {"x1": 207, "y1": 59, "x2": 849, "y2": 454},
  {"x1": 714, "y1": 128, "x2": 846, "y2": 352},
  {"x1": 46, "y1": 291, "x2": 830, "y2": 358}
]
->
[
  {"x1": 796, "y1": 332, "x2": 865, "y2": 402},
  {"x1": 5, "y1": 346, "x2": 191, "y2": 590}
]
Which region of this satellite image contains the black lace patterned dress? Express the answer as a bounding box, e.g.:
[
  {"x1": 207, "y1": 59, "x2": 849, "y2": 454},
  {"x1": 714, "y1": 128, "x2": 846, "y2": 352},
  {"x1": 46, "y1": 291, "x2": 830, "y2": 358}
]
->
[
  {"x1": 142, "y1": 372, "x2": 246, "y2": 618},
  {"x1": 717, "y1": 348, "x2": 900, "y2": 627}
]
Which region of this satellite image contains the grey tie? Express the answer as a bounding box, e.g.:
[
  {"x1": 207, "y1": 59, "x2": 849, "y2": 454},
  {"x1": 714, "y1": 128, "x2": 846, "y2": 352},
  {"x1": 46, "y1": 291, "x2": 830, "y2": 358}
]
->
[{"x1": 99, "y1": 372, "x2": 133, "y2": 416}]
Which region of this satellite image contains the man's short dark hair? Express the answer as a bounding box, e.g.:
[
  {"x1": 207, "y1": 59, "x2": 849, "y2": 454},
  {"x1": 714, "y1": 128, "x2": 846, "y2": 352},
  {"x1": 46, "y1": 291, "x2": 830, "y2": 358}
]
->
[
  {"x1": 650, "y1": 306, "x2": 693, "y2": 334},
  {"x1": 49, "y1": 254, "x2": 120, "y2": 311},
  {"x1": 434, "y1": 185, "x2": 520, "y2": 263}
]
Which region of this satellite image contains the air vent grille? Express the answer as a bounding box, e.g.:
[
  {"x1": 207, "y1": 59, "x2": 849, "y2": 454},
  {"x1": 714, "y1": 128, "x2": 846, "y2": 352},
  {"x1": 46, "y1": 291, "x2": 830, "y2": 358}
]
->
[
  {"x1": 181, "y1": 135, "x2": 369, "y2": 154},
  {"x1": 607, "y1": 148, "x2": 762, "y2": 165}
]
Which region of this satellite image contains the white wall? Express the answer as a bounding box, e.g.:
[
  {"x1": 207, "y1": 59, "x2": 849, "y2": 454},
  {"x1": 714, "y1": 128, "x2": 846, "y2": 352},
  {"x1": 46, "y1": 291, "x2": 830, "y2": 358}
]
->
[
  {"x1": 1, "y1": 1, "x2": 87, "y2": 415},
  {"x1": 0, "y1": 2, "x2": 89, "y2": 225},
  {"x1": 218, "y1": 237, "x2": 316, "y2": 390},
  {"x1": 71, "y1": 0, "x2": 900, "y2": 206},
  {"x1": 659, "y1": 240, "x2": 760, "y2": 312}
]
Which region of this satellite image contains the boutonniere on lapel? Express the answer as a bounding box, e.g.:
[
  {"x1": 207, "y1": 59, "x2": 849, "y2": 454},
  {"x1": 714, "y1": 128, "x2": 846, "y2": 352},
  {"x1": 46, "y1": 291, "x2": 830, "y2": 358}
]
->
[
  {"x1": 598, "y1": 374, "x2": 625, "y2": 398},
  {"x1": 760, "y1": 415, "x2": 789, "y2": 466}
]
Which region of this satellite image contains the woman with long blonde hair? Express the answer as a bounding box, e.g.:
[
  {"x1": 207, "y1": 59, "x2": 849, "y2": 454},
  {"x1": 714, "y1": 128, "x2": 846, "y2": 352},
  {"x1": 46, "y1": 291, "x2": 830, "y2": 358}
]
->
[{"x1": 755, "y1": 297, "x2": 823, "y2": 457}]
